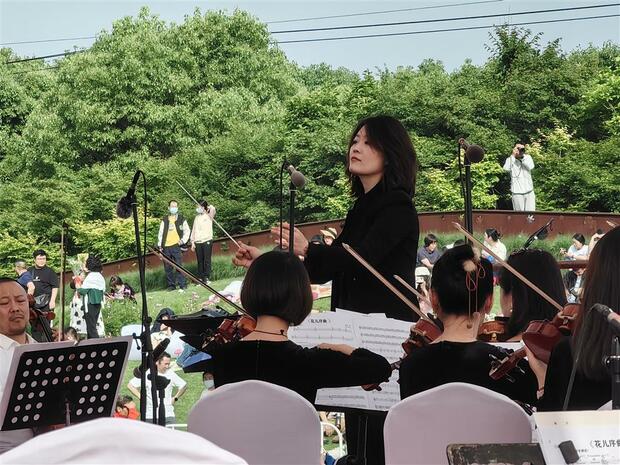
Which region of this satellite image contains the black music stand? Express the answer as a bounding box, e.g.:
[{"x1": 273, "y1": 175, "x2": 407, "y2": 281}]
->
[
  {"x1": 0, "y1": 337, "x2": 132, "y2": 431},
  {"x1": 447, "y1": 443, "x2": 546, "y2": 465}
]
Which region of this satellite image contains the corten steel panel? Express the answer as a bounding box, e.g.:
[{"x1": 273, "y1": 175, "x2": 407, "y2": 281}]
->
[{"x1": 92, "y1": 210, "x2": 618, "y2": 279}]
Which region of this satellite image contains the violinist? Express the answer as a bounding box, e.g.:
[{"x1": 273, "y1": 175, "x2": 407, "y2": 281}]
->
[
  {"x1": 498, "y1": 249, "x2": 567, "y2": 341},
  {"x1": 527, "y1": 226, "x2": 620, "y2": 411},
  {"x1": 0, "y1": 278, "x2": 36, "y2": 453},
  {"x1": 235, "y1": 115, "x2": 419, "y2": 322},
  {"x1": 399, "y1": 245, "x2": 537, "y2": 405},
  {"x1": 211, "y1": 251, "x2": 392, "y2": 403}
]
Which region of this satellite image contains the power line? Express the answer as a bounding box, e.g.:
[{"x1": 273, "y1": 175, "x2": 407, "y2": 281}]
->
[
  {"x1": 278, "y1": 13, "x2": 620, "y2": 44},
  {"x1": 5, "y1": 50, "x2": 84, "y2": 65},
  {"x1": 0, "y1": 0, "x2": 503, "y2": 46},
  {"x1": 265, "y1": 0, "x2": 505, "y2": 24},
  {"x1": 0, "y1": 36, "x2": 96, "y2": 46},
  {"x1": 271, "y1": 3, "x2": 620, "y2": 34},
  {"x1": 9, "y1": 65, "x2": 60, "y2": 76}
]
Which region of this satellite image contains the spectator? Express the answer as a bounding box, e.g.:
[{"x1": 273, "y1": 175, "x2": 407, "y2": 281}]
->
[
  {"x1": 151, "y1": 308, "x2": 175, "y2": 349},
  {"x1": 114, "y1": 395, "x2": 140, "y2": 420},
  {"x1": 564, "y1": 267, "x2": 585, "y2": 303},
  {"x1": 560, "y1": 233, "x2": 589, "y2": 260},
  {"x1": 503, "y1": 142, "x2": 535, "y2": 211},
  {"x1": 27, "y1": 249, "x2": 58, "y2": 342},
  {"x1": 481, "y1": 228, "x2": 507, "y2": 262},
  {"x1": 416, "y1": 234, "x2": 441, "y2": 271},
  {"x1": 320, "y1": 227, "x2": 337, "y2": 246},
  {"x1": 191, "y1": 199, "x2": 216, "y2": 284},
  {"x1": 64, "y1": 326, "x2": 80, "y2": 342},
  {"x1": 200, "y1": 372, "x2": 216, "y2": 399},
  {"x1": 108, "y1": 275, "x2": 136, "y2": 302},
  {"x1": 157, "y1": 200, "x2": 190, "y2": 292},
  {"x1": 14, "y1": 260, "x2": 35, "y2": 295},
  {"x1": 128, "y1": 351, "x2": 187, "y2": 424},
  {"x1": 74, "y1": 255, "x2": 106, "y2": 339}
]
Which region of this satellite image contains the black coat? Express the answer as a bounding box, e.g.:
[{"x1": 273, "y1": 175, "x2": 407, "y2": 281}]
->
[{"x1": 305, "y1": 182, "x2": 419, "y2": 321}]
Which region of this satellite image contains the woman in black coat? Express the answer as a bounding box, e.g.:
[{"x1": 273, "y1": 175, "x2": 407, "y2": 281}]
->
[{"x1": 235, "y1": 115, "x2": 420, "y2": 322}]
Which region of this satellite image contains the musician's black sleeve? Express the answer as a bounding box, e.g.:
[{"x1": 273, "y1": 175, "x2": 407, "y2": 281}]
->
[{"x1": 308, "y1": 347, "x2": 392, "y2": 388}]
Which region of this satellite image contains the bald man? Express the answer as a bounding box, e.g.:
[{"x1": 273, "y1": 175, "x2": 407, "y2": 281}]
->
[{"x1": 0, "y1": 278, "x2": 36, "y2": 454}]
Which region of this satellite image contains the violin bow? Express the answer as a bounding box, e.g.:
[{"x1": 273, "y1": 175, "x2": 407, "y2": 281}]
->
[
  {"x1": 342, "y1": 243, "x2": 436, "y2": 325},
  {"x1": 607, "y1": 220, "x2": 618, "y2": 228},
  {"x1": 174, "y1": 179, "x2": 241, "y2": 248},
  {"x1": 147, "y1": 244, "x2": 248, "y2": 316},
  {"x1": 453, "y1": 222, "x2": 563, "y2": 313}
]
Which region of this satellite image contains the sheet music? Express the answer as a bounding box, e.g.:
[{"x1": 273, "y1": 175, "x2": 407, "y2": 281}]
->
[{"x1": 290, "y1": 310, "x2": 411, "y2": 411}]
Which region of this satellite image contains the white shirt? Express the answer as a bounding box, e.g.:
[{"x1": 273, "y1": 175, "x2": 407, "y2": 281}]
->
[
  {"x1": 503, "y1": 154, "x2": 534, "y2": 194},
  {"x1": 191, "y1": 209, "x2": 215, "y2": 244},
  {"x1": 482, "y1": 240, "x2": 507, "y2": 261},
  {"x1": 567, "y1": 244, "x2": 589, "y2": 259},
  {"x1": 0, "y1": 333, "x2": 36, "y2": 454},
  {"x1": 129, "y1": 369, "x2": 187, "y2": 420}
]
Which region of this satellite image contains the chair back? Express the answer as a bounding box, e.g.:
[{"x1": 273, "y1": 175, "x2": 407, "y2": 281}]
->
[
  {"x1": 384, "y1": 383, "x2": 532, "y2": 465},
  {"x1": 0, "y1": 417, "x2": 247, "y2": 464},
  {"x1": 188, "y1": 380, "x2": 321, "y2": 465}
]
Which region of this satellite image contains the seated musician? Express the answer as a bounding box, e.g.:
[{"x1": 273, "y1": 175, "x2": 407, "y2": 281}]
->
[
  {"x1": 498, "y1": 249, "x2": 567, "y2": 341},
  {"x1": 527, "y1": 226, "x2": 619, "y2": 411},
  {"x1": 210, "y1": 250, "x2": 392, "y2": 403},
  {"x1": 0, "y1": 278, "x2": 36, "y2": 454},
  {"x1": 399, "y1": 245, "x2": 537, "y2": 405}
]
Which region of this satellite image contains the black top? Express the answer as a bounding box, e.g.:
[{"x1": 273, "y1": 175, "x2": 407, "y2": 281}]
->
[
  {"x1": 304, "y1": 182, "x2": 419, "y2": 321},
  {"x1": 211, "y1": 340, "x2": 392, "y2": 403},
  {"x1": 27, "y1": 265, "x2": 58, "y2": 297},
  {"x1": 538, "y1": 337, "x2": 611, "y2": 411},
  {"x1": 399, "y1": 341, "x2": 538, "y2": 405}
]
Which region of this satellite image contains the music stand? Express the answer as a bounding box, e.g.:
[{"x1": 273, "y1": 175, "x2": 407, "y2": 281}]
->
[{"x1": 0, "y1": 336, "x2": 132, "y2": 431}]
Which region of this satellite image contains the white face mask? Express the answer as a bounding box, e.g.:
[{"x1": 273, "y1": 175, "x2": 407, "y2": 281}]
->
[
  {"x1": 204, "y1": 379, "x2": 215, "y2": 390},
  {"x1": 196, "y1": 207, "x2": 204, "y2": 214}
]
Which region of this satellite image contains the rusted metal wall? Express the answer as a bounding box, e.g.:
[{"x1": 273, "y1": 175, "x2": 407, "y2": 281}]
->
[{"x1": 99, "y1": 209, "x2": 618, "y2": 277}]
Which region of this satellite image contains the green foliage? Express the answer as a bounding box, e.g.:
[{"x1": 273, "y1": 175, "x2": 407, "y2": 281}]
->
[{"x1": 0, "y1": 14, "x2": 619, "y2": 273}]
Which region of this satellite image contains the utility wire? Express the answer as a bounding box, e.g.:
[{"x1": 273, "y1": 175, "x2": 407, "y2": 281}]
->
[
  {"x1": 9, "y1": 65, "x2": 60, "y2": 76},
  {"x1": 5, "y1": 50, "x2": 84, "y2": 64},
  {"x1": 271, "y1": 3, "x2": 620, "y2": 34},
  {"x1": 266, "y1": 0, "x2": 505, "y2": 24},
  {"x1": 0, "y1": 0, "x2": 505, "y2": 46},
  {"x1": 278, "y1": 13, "x2": 620, "y2": 44}
]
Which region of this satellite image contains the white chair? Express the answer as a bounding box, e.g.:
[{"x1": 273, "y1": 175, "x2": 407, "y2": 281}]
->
[
  {"x1": 0, "y1": 417, "x2": 247, "y2": 464},
  {"x1": 384, "y1": 383, "x2": 533, "y2": 465},
  {"x1": 165, "y1": 423, "x2": 188, "y2": 431},
  {"x1": 599, "y1": 400, "x2": 612, "y2": 410},
  {"x1": 321, "y1": 421, "x2": 345, "y2": 459},
  {"x1": 188, "y1": 380, "x2": 321, "y2": 465}
]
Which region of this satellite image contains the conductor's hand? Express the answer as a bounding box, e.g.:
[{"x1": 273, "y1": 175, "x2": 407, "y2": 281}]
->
[
  {"x1": 317, "y1": 343, "x2": 355, "y2": 356},
  {"x1": 232, "y1": 241, "x2": 262, "y2": 268},
  {"x1": 271, "y1": 222, "x2": 309, "y2": 257}
]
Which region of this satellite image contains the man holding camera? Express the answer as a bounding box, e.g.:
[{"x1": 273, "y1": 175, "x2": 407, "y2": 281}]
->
[{"x1": 503, "y1": 142, "x2": 535, "y2": 211}]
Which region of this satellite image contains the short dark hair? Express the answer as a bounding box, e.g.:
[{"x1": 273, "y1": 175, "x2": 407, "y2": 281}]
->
[
  {"x1": 574, "y1": 226, "x2": 620, "y2": 380},
  {"x1": 86, "y1": 255, "x2": 103, "y2": 272},
  {"x1": 157, "y1": 351, "x2": 171, "y2": 362},
  {"x1": 572, "y1": 233, "x2": 586, "y2": 245},
  {"x1": 424, "y1": 234, "x2": 438, "y2": 247},
  {"x1": 503, "y1": 249, "x2": 566, "y2": 338},
  {"x1": 33, "y1": 249, "x2": 47, "y2": 259},
  {"x1": 431, "y1": 245, "x2": 493, "y2": 315},
  {"x1": 168, "y1": 200, "x2": 178, "y2": 206},
  {"x1": 240, "y1": 251, "x2": 313, "y2": 326},
  {"x1": 197, "y1": 199, "x2": 208, "y2": 208},
  {"x1": 109, "y1": 275, "x2": 123, "y2": 287},
  {"x1": 485, "y1": 228, "x2": 501, "y2": 242},
  {"x1": 64, "y1": 326, "x2": 79, "y2": 340},
  {"x1": 346, "y1": 116, "x2": 417, "y2": 198}
]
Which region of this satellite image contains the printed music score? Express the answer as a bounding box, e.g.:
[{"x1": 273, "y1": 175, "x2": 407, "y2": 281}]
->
[{"x1": 289, "y1": 309, "x2": 411, "y2": 411}]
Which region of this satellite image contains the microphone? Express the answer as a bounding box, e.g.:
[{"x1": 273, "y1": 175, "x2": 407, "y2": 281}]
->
[
  {"x1": 523, "y1": 219, "x2": 554, "y2": 249},
  {"x1": 285, "y1": 163, "x2": 306, "y2": 188},
  {"x1": 133, "y1": 338, "x2": 170, "y2": 378},
  {"x1": 592, "y1": 304, "x2": 620, "y2": 336},
  {"x1": 458, "y1": 138, "x2": 485, "y2": 163},
  {"x1": 116, "y1": 170, "x2": 141, "y2": 219}
]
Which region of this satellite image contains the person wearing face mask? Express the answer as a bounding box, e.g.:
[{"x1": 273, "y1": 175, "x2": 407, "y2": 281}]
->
[
  {"x1": 191, "y1": 199, "x2": 216, "y2": 284},
  {"x1": 201, "y1": 372, "x2": 216, "y2": 398},
  {"x1": 157, "y1": 200, "x2": 191, "y2": 291}
]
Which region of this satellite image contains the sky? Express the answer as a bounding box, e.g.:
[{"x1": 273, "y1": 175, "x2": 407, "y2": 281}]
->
[{"x1": 1, "y1": 0, "x2": 619, "y2": 73}]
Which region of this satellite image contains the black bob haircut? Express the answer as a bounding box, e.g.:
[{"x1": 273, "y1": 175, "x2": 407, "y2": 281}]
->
[
  {"x1": 86, "y1": 255, "x2": 103, "y2": 273},
  {"x1": 346, "y1": 115, "x2": 417, "y2": 198},
  {"x1": 240, "y1": 251, "x2": 313, "y2": 326},
  {"x1": 431, "y1": 245, "x2": 494, "y2": 315},
  {"x1": 572, "y1": 233, "x2": 586, "y2": 245},
  {"x1": 485, "y1": 228, "x2": 501, "y2": 242},
  {"x1": 33, "y1": 249, "x2": 47, "y2": 259}
]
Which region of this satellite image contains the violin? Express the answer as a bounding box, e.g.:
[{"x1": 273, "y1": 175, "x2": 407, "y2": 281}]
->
[
  {"x1": 477, "y1": 316, "x2": 510, "y2": 343},
  {"x1": 148, "y1": 245, "x2": 257, "y2": 350},
  {"x1": 27, "y1": 294, "x2": 55, "y2": 342}
]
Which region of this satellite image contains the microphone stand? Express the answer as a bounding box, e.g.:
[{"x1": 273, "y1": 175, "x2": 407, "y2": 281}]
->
[
  {"x1": 58, "y1": 222, "x2": 68, "y2": 341},
  {"x1": 288, "y1": 179, "x2": 297, "y2": 255},
  {"x1": 127, "y1": 173, "x2": 159, "y2": 424},
  {"x1": 460, "y1": 143, "x2": 474, "y2": 235}
]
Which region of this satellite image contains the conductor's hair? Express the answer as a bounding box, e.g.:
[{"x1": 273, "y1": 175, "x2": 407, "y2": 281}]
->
[{"x1": 241, "y1": 251, "x2": 313, "y2": 326}]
